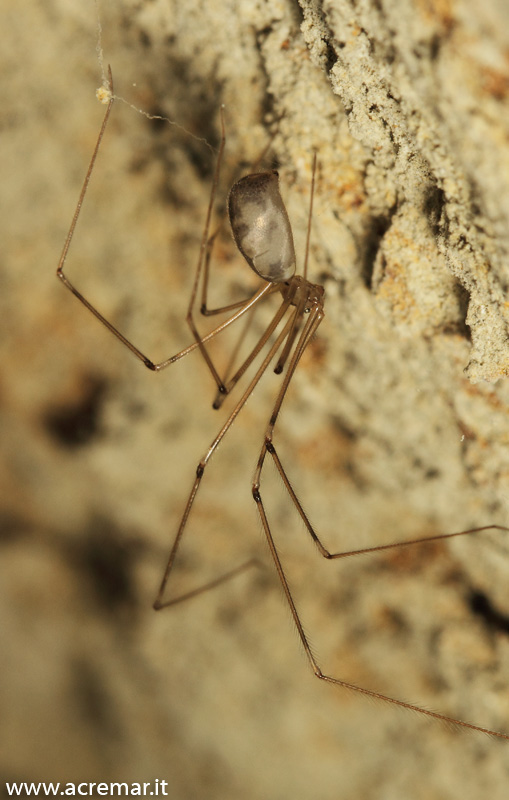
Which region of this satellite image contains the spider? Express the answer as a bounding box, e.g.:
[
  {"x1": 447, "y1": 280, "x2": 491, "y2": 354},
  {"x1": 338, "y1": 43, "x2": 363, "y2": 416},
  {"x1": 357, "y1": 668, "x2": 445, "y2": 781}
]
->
[{"x1": 57, "y1": 67, "x2": 509, "y2": 740}]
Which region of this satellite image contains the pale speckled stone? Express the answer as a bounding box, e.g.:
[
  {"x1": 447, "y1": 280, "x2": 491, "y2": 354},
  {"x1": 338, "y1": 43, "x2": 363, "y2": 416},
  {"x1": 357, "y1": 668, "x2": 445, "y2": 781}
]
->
[{"x1": 3, "y1": 1, "x2": 509, "y2": 798}]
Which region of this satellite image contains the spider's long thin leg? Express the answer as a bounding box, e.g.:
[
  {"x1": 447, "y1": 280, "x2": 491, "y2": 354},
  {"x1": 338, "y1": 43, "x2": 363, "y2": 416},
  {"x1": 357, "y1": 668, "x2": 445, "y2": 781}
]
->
[
  {"x1": 56, "y1": 74, "x2": 276, "y2": 378},
  {"x1": 199, "y1": 227, "x2": 256, "y2": 317},
  {"x1": 252, "y1": 301, "x2": 322, "y2": 501},
  {"x1": 153, "y1": 305, "x2": 299, "y2": 609},
  {"x1": 213, "y1": 304, "x2": 258, "y2": 398},
  {"x1": 199, "y1": 228, "x2": 281, "y2": 318},
  {"x1": 252, "y1": 305, "x2": 509, "y2": 741},
  {"x1": 266, "y1": 443, "x2": 509, "y2": 559},
  {"x1": 152, "y1": 557, "x2": 262, "y2": 608},
  {"x1": 272, "y1": 303, "x2": 303, "y2": 376},
  {"x1": 183, "y1": 105, "x2": 245, "y2": 392},
  {"x1": 199, "y1": 129, "x2": 282, "y2": 319},
  {"x1": 211, "y1": 284, "x2": 300, "y2": 409}
]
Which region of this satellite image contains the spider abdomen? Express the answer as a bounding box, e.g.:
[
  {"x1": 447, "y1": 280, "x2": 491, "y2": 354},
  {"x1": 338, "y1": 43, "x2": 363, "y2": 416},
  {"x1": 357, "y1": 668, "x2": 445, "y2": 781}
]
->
[{"x1": 228, "y1": 171, "x2": 296, "y2": 283}]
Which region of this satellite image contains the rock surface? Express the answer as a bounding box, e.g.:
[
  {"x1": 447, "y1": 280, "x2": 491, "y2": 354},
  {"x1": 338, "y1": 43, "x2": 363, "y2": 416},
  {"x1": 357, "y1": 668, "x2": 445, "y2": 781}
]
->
[{"x1": 3, "y1": 1, "x2": 509, "y2": 798}]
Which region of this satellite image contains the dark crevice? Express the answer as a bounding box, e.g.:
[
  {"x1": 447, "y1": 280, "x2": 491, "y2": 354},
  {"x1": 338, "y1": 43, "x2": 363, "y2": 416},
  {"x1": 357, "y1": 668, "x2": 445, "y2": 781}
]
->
[
  {"x1": 137, "y1": 29, "x2": 151, "y2": 50},
  {"x1": 453, "y1": 282, "x2": 471, "y2": 340},
  {"x1": 144, "y1": 105, "x2": 170, "y2": 135},
  {"x1": 330, "y1": 414, "x2": 358, "y2": 442},
  {"x1": 68, "y1": 517, "x2": 139, "y2": 617},
  {"x1": 423, "y1": 183, "x2": 446, "y2": 237},
  {"x1": 360, "y1": 210, "x2": 396, "y2": 288},
  {"x1": 0, "y1": 512, "x2": 31, "y2": 545},
  {"x1": 429, "y1": 33, "x2": 442, "y2": 61},
  {"x1": 44, "y1": 376, "x2": 107, "y2": 449},
  {"x1": 468, "y1": 589, "x2": 509, "y2": 636},
  {"x1": 132, "y1": 54, "x2": 224, "y2": 191},
  {"x1": 289, "y1": 0, "x2": 304, "y2": 24},
  {"x1": 324, "y1": 39, "x2": 338, "y2": 73},
  {"x1": 70, "y1": 657, "x2": 120, "y2": 737}
]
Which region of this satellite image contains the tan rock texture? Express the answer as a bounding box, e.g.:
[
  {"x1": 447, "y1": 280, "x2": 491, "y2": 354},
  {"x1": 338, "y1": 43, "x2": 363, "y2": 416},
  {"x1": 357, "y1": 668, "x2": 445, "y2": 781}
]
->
[{"x1": 3, "y1": 0, "x2": 509, "y2": 797}]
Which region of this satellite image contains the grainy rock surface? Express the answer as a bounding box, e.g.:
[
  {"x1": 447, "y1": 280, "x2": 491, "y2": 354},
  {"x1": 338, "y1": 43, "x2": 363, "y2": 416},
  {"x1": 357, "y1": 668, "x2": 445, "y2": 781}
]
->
[{"x1": 3, "y1": 1, "x2": 509, "y2": 798}]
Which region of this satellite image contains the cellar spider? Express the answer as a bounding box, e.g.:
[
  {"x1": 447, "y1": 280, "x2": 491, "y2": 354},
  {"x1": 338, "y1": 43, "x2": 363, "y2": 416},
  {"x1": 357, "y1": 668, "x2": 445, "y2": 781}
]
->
[{"x1": 57, "y1": 68, "x2": 509, "y2": 740}]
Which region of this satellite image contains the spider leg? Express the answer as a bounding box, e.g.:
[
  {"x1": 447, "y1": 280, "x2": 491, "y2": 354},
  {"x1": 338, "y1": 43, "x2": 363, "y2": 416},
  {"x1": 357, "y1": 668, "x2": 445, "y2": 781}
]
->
[
  {"x1": 199, "y1": 227, "x2": 282, "y2": 317},
  {"x1": 56, "y1": 72, "x2": 277, "y2": 383},
  {"x1": 251, "y1": 304, "x2": 509, "y2": 741},
  {"x1": 184, "y1": 108, "x2": 281, "y2": 395},
  {"x1": 211, "y1": 284, "x2": 299, "y2": 409},
  {"x1": 153, "y1": 305, "x2": 300, "y2": 609},
  {"x1": 199, "y1": 127, "x2": 283, "y2": 318},
  {"x1": 267, "y1": 443, "x2": 509, "y2": 560}
]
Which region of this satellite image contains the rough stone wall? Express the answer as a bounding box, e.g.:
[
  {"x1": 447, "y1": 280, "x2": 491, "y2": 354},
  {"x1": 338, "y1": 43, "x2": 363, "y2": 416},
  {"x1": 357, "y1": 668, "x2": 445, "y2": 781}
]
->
[{"x1": 3, "y1": 1, "x2": 509, "y2": 798}]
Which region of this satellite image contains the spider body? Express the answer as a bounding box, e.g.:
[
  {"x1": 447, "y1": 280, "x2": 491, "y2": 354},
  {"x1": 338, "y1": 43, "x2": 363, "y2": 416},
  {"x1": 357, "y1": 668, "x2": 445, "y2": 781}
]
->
[{"x1": 56, "y1": 67, "x2": 509, "y2": 741}]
